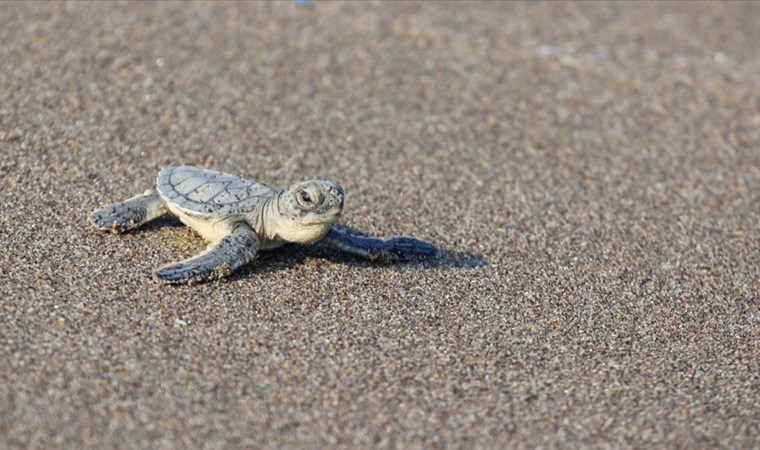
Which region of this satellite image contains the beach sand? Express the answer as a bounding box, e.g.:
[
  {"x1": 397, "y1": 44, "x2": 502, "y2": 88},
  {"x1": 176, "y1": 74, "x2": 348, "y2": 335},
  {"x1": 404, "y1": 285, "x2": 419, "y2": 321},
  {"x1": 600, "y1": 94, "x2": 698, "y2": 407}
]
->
[{"x1": 1, "y1": 2, "x2": 758, "y2": 448}]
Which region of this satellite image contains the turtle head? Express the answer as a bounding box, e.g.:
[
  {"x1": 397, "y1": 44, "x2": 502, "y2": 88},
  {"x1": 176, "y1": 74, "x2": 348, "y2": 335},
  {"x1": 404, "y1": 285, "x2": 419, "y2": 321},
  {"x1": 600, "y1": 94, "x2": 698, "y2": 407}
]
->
[{"x1": 273, "y1": 180, "x2": 345, "y2": 244}]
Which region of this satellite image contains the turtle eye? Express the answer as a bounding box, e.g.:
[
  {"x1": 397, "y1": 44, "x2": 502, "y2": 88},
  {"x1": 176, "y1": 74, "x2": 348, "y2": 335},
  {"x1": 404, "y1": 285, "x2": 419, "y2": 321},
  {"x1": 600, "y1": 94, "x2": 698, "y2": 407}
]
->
[{"x1": 297, "y1": 190, "x2": 314, "y2": 207}]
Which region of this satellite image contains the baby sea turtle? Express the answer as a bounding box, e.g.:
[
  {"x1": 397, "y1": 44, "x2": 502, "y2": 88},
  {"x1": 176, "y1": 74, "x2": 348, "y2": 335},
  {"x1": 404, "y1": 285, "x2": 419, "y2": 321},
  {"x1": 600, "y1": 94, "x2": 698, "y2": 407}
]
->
[{"x1": 90, "y1": 166, "x2": 436, "y2": 284}]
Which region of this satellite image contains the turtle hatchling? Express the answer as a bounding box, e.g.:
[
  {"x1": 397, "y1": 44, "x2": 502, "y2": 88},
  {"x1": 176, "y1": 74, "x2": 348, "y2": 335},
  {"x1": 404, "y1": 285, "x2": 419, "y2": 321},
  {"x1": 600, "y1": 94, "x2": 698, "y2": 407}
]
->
[{"x1": 90, "y1": 166, "x2": 436, "y2": 284}]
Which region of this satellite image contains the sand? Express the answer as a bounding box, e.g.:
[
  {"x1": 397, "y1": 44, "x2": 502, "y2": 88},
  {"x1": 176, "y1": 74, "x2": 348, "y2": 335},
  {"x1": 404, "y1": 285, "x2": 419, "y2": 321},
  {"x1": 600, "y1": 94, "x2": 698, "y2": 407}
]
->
[{"x1": 1, "y1": 2, "x2": 758, "y2": 448}]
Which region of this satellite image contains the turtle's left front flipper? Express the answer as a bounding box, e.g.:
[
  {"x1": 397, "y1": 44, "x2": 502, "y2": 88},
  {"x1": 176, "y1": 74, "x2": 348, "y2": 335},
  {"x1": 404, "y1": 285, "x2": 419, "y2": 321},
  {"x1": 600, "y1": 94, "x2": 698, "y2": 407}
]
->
[
  {"x1": 321, "y1": 227, "x2": 436, "y2": 263},
  {"x1": 155, "y1": 223, "x2": 259, "y2": 285}
]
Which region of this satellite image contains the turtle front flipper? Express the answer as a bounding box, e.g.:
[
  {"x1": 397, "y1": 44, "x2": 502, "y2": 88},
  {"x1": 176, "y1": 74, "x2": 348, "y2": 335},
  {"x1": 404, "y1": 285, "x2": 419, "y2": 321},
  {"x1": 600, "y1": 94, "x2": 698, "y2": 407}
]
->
[
  {"x1": 154, "y1": 223, "x2": 259, "y2": 285},
  {"x1": 90, "y1": 190, "x2": 169, "y2": 233},
  {"x1": 321, "y1": 227, "x2": 437, "y2": 263}
]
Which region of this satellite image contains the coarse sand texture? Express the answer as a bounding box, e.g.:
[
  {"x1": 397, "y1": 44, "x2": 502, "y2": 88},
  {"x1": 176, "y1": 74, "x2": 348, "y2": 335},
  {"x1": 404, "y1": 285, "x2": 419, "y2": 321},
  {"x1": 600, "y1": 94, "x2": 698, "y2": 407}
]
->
[{"x1": 1, "y1": 2, "x2": 758, "y2": 449}]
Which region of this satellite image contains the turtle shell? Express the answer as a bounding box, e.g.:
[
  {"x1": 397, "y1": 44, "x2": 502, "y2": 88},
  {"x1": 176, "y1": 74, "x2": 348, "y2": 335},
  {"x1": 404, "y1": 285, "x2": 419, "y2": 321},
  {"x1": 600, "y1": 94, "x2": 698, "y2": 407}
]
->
[{"x1": 156, "y1": 166, "x2": 277, "y2": 217}]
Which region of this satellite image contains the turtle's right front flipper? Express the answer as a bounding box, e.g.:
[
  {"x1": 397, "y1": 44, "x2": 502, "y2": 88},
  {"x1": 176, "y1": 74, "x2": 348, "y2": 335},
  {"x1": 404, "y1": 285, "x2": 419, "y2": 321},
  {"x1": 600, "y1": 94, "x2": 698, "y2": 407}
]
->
[
  {"x1": 90, "y1": 189, "x2": 168, "y2": 233},
  {"x1": 322, "y1": 227, "x2": 437, "y2": 263},
  {"x1": 154, "y1": 223, "x2": 259, "y2": 285}
]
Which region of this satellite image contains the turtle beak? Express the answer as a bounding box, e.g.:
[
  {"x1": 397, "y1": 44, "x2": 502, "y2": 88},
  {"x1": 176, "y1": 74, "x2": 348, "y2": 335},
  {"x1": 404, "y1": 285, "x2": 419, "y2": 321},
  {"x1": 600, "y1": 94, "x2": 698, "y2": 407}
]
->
[
  {"x1": 331, "y1": 192, "x2": 344, "y2": 221},
  {"x1": 329, "y1": 184, "x2": 344, "y2": 210}
]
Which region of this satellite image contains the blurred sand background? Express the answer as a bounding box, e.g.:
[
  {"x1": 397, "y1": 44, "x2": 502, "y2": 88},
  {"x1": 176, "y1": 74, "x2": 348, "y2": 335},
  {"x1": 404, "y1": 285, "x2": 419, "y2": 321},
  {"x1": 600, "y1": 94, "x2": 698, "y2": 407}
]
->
[{"x1": 1, "y1": 2, "x2": 758, "y2": 448}]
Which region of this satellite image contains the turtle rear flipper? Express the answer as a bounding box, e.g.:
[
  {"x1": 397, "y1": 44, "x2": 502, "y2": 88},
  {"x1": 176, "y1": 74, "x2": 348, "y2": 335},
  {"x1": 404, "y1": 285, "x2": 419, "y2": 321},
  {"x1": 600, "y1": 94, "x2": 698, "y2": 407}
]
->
[
  {"x1": 154, "y1": 223, "x2": 259, "y2": 285},
  {"x1": 321, "y1": 227, "x2": 436, "y2": 262},
  {"x1": 90, "y1": 190, "x2": 168, "y2": 233}
]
